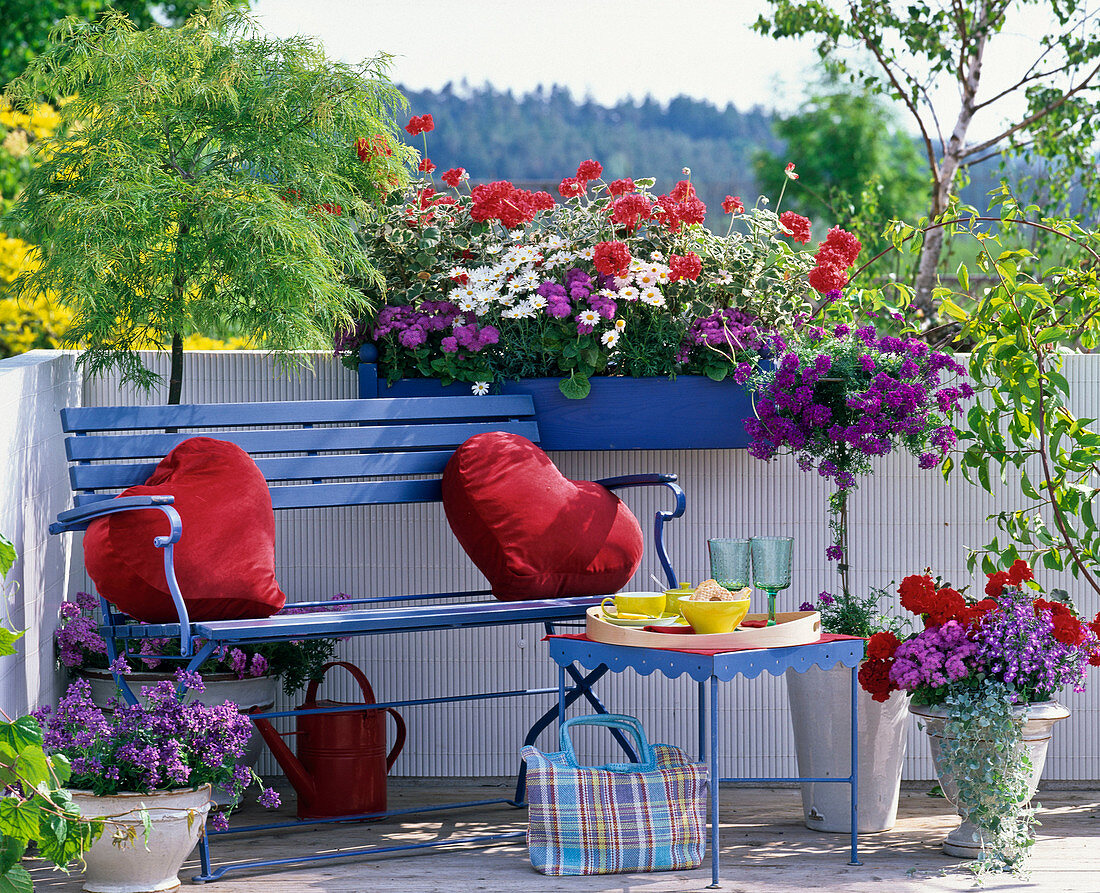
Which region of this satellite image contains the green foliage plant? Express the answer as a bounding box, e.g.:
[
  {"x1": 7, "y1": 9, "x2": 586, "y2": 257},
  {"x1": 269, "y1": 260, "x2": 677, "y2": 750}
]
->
[
  {"x1": 873, "y1": 189, "x2": 1100, "y2": 595},
  {"x1": 3, "y1": 2, "x2": 411, "y2": 403},
  {"x1": 0, "y1": 534, "x2": 100, "y2": 893}
]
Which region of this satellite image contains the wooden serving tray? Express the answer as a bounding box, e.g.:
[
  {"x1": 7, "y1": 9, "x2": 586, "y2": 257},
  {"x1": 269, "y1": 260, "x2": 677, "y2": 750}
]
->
[{"x1": 585, "y1": 607, "x2": 822, "y2": 649}]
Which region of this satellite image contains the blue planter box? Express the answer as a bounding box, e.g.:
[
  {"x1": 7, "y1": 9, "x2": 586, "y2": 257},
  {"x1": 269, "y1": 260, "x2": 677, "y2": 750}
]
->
[{"x1": 358, "y1": 357, "x2": 753, "y2": 451}]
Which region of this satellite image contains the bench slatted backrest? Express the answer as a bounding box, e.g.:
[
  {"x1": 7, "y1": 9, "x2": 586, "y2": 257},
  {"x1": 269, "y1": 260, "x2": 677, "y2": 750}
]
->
[{"x1": 61, "y1": 395, "x2": 539, "y2": 509}]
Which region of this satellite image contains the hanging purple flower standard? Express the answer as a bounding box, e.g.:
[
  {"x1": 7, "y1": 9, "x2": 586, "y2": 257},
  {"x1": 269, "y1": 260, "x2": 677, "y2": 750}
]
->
[{"x1": 745, "y1": 318, "x2": 973, "y2": 596}]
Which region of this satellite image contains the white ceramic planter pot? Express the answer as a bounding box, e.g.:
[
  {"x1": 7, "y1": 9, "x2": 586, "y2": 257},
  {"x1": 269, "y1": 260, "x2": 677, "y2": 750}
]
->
[
  {"x1": 909, "y1": 700, "x2": 1069, "y2": 857},
  {"x1": 785, "y1": 663, "x2": 910, "y2": 833},
  {"x1": 69, "y1": 785, "x2": 212, "y2": 893}
]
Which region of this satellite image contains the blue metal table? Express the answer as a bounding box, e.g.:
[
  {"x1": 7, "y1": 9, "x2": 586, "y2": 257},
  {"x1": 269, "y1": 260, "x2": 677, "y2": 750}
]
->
[{"x1": 546, "y1": 634, "x2": 866, "y2": 887}]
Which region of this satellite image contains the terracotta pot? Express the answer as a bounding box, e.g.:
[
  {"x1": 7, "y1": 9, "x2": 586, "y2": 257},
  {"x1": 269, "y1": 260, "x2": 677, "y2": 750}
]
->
[
  {"x1": 909, "y1": 700, "x2": 1069, "y2": 857},
  {"x1": 786, "y1": 663, "x2": 910, "y2": 832},
  {"x1": 68, "y1": 785, "x2": 211, "y2": 893}
]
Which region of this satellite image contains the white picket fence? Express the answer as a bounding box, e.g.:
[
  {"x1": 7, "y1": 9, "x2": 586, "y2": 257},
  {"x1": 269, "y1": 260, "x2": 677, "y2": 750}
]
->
[{"x1": 4, "y1": 348, "x2": 1100, "y2": 782}]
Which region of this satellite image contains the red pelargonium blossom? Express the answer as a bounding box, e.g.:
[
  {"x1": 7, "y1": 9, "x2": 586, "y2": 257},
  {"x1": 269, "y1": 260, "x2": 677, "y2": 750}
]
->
[
  {"x1": 866, "y1": 631, "x2": 900, "y2": 660},
  {"x1": 575, "y1": 159, "x2": 603, "y2": 182},
  {"x1": 418, "y1": 158, "x2": 436, "y2": 173},
  {"x1": 857, "y1": 657, "x2": 896, "y2": 703},
  {"x1": 670, "y1": 179, "x2": 696, "y2": 202},
  {"x1": 898, "y1": 573, "x2": 936, "y2": 615},
  {"x1": 593, "y1": 240, "x2": 632, "y2": 278},
  {"x1": 607, "y1": 178, "x2": 635, "y2": 196},
  {"x1": 317, "y1": 203, "x2": 342, "y2": 215},
  {"x1": 470, "y1": 181, "x2": 553, "y2": 228},
  {"x1": 1007, "y1": 559, "x2": 1034, "y2": 586},
  {"x1": 441, "y1": 167, "x2": 466, "y2": 188},
  {"x1": 985, "y1": 570, "x2": 1011, "y2": 598},
  {"x1": 678, "y1": 196, "x2": 707, "y2": 226},
  {"x1": 1091, "y1": 612, "x2": 1100, "y2": 665},
  {"x1": 559, "y1": 177, "x2": 585, "y2": 198},
  {"x1": 652, "y1": 183, "x2": 708, "y2": 232},
  {"x1": 610, "y1": 193, "x2": 652, "y2": 232},
  {"x1": 668, "y1": 252, "x2": 702, "y2": 282},
  {"x1": 653, "y1": 194, "x2": 682, "y2": 231},
  {"x1": 922, "y1": 587, "x2": 966, "y2": 628},
  {"x1": 356, "y1": 135, "x2": 392, "y2": 160},
  {"x1": 956, "y1": 597, "x2": 998, "y2": 627},
  {"x1": 405, "y1": 114, "x2": 434, "y2": 135},
  {"x1": 785, "y1": 161, "x2": 799, "y2": 180},
  {"x1": 816, "y1": 226, "x2": 862, "y2": 268},
  {"x1": 1034, "y1": 598, "x2": 1086, "y2": 646},
  {"x1": 722, "y1": 195, "x2": 745, "y2": 215},
  {"x1": 778, "y1": 210, "x2": 811, "y2": 243},
  {"x1": 807, "y1": 265, "x2": 849, "y2": 294}
]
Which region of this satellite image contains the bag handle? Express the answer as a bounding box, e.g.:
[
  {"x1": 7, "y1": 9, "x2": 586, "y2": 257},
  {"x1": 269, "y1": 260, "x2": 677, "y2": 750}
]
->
[
  {"x1": 304, "y1": 660, "x2": 376, "y2": 707},
  {"x1": 558, "y1": 714, "x2": 656, "y2": 773}
]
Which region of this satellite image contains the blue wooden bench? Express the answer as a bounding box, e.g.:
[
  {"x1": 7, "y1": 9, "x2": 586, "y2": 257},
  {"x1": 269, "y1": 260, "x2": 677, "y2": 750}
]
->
[{"x1": 49, "y1": 394, "x2": 687, "y2": 880}]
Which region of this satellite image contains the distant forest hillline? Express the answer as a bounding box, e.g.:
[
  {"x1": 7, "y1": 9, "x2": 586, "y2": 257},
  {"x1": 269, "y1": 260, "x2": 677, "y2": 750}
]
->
[{"x1": 398, "y1": 83, "x2": 1003, "y2": 231}]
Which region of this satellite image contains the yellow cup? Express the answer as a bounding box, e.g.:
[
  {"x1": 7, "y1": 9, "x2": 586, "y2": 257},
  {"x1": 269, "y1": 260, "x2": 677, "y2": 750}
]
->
[
  {"x1": 601, "y1": 592, "x2": 667, "y2": 620},
  {"x1": 664, "y1": 583, "x2": 694, "y2": 615},
  {"x1": 678, "y1": 594, "x2": 751, "y2": 634}
]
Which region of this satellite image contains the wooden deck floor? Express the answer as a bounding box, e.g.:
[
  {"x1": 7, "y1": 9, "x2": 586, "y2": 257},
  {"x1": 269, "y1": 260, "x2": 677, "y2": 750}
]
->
[{"x1": 28, "y1": 780, "x2": 1100, "y2": 892}]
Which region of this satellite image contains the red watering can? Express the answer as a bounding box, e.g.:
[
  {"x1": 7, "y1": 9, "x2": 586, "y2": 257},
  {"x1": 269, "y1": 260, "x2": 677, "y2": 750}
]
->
[{"x1": 252, "y1": 661, "x2": 406, "y2": 819}]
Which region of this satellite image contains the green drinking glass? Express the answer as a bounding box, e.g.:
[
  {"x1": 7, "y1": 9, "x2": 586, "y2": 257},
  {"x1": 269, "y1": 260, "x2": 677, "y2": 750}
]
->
[
  {"x1": 750, "y1": 536, "x2": 793, "y2": 627},
  {"x1": 707, "y1": 538, "x2": 751, "y2": 591}
]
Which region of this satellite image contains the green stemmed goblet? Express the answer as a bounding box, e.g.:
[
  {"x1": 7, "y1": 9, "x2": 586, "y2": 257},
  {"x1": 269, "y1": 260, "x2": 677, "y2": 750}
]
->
[{"x1": 750, "y1": 536, "x2": 793, "y2": 627}]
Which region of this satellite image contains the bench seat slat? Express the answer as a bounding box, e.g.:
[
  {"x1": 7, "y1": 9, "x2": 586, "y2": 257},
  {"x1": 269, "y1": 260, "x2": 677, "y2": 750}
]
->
[
  {"x1": 61, "y1": 395, "x2": 536, "y2": 433},
  {"x1": 66, "y1": 420, "x2": 541, "y2": 461},
  {"x1": 70, "y1": 450, "x2": 458, "y2": 492},
  {"x1": 189, "y1": 597, "x2": 601, "y2": 642}
]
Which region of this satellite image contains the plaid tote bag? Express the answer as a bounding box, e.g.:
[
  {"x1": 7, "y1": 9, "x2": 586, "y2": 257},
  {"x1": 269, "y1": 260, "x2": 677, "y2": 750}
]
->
[{"x1": 521, "y1": 714, "x2": 708, "y2": 875}]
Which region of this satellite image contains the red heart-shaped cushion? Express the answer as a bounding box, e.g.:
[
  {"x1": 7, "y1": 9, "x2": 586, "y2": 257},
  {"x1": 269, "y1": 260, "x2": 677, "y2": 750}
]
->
[
  {"x1": 441, "y1": 432, "x2": 643, "y2": 601},
  {"x1": 84, "y1": 437, "x2": 286, "y2": 623}
]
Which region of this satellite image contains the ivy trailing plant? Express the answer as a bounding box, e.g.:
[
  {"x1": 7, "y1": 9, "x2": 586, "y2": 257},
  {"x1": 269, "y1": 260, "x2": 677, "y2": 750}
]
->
[
  {"x1": 938, "y1": 683, "x2": 1036, "y2": 873},
  {"x1": 0, "y1": 534, "x2": 100, "y2": 892}
]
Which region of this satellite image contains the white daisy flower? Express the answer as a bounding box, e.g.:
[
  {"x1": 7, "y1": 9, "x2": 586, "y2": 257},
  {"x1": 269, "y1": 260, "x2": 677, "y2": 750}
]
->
[
  {"x1": 640, "y1": 287, "x2": 665, "y2": 307},
  {"x1": 614, "y1": 275, "x2": 633, "y2": 289},
  {"x1": 619, "y1": 286, "x2": 640, "y2": 302},
  {"x1": 457, "y1": 296, "x2": 478, "y2": 312},
  {"x1": 635, "y1": 269, "x2": 656, "y2": 287},
  {"x1": 542, "y1": 235, "x2": 567, "y2": 252},
  {"x1": 653, "y1": 267, "x2": 670, "y2": 284},
  {"x1": 578, "y1": 309, "x2": 600, "y2": 326},
  {"x1": 449, "y1": 266, "x2": 470, "y2": 280},
  {"x1": 714, "y1": 270, "x2": 734, "y2": 285},
  {"x1": 601, "y1": 331, "x2": 620, "y2": 348},
  {"x1": 528, "y1": 295, "x2": 547, "y2": 310},
  {"x1": 578, "y1": 246, "x2": 596, "y2": 260},
  {"x1": 615, "y1": 318, "x2": 626, "y2": 331},
  {"x1": 472, "y1": 382, "x2": 490, "y2": 396}
]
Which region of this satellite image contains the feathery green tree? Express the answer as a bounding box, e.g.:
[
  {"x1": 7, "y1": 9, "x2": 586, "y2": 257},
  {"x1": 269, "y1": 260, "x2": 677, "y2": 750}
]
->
[{"x1": 3, "y1": 4, "x2": 410, "y2": 402}]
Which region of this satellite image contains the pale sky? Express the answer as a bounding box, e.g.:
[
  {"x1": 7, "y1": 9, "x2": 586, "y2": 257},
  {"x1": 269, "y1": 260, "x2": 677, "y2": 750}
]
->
[{"x1": 251, "y1": 0, "x2": 1087, "y2": 143}]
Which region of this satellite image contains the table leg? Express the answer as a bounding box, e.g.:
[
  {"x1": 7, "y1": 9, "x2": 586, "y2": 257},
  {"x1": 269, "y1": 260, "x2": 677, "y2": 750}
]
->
[
  {"x1": 697, "y1": 678, "x2": 707, "y2": 762},
  {"x1": 848, "y1": 662, "x2": 862, "y2": 866},
  {"x1": 707, "y1": 674, "x2": 720, "y2": 888}
]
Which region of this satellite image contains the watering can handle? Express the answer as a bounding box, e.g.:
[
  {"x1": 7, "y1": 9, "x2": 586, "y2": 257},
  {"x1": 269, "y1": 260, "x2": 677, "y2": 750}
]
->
[
  {"x1": 304, "y1": 660, "x2": 377, "y2": 706},
  {"x1": 384, "y1": 707, "x2": 406, "y2": 770}
]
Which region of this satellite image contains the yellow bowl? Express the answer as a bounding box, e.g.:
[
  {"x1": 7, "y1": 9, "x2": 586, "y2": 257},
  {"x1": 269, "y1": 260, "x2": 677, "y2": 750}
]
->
[{"x1": 679, "y1": 595, "x2": 751, "y2": 635}]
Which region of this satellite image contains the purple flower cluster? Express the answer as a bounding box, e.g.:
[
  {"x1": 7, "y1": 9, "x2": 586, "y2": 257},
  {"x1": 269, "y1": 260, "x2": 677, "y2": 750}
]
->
[
  {"x1": 888, "y1": 620, "x2": 982, "y2": 692},
  {"x1": 35, "y1": 673, "x2": 279, "y2": 817},
  {"x1": 680, "y1": 308, "x2": 764, "y2": 373},
  {"x1": 537, "y1": 268, "x2": 617, "y2": 333},
  {"x1": 441, "y1": 322, "x2": 500, "y2": 354},
  {"x1": 373, "y1": 300, "x2": 462, "y2": 350},
  {"x1": 973, "y1": 586, "x2": 1097, "y2": 700},
  {"x1": 55, "y1": 591, "x2": 105, "y2": 668},
  {"x1": 745, "y1": 325, "x2": 972, "y2": 496}
]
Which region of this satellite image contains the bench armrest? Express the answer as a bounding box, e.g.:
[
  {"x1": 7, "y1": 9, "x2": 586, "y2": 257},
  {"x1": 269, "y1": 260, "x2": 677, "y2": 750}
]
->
[
  {"x1": 595, "y1": 473, "x2": 686, "y2": 589},
  {"x1": 49, "y1": 495, "x2": 194, "y2": 660}
]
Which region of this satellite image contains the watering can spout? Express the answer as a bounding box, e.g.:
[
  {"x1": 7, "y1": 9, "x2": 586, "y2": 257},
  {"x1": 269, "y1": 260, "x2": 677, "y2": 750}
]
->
[{"x1": 251, "y1": 712, "x2": 318, "y2": 803}]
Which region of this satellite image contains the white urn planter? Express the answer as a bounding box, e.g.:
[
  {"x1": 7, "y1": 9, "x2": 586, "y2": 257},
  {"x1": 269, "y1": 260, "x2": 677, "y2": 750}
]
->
[
  {"x1": 785, "y1": 663, "x2": 910, "y2": 832},
  {"x1": 69, "y1": 785, "x2": 212, "y2": 893},
  {"x1": 909, "y1": 700, "x2": 1070, "y2": 857}
]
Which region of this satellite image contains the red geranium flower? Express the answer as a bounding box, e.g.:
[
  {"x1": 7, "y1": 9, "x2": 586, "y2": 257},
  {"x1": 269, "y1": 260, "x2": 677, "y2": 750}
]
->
[
  {"x1": 593, "y1": 240, "x2": 632, "y2": 278},
  {"x1": 610, "y1": 193, "x2": 652, "y2": 232},
  {"x1": 857, "y1": 657, "x2": 896, "y2": 703},
  {"x1": 898, "y1": 573, "x2": 936, "y2": 615},
  {"x1": 778, "y1": 210, "x2": 811, "y2": 243},
  {"x1": 785, "y1": 161, "x2": 799, "y2": 180},
  {"x1": 1008, "y1": 559, "x2": 1034, "y2": 586},
  {"x1": 923, "y1": 587, "x2": 966, "y2": 627},
  {"x1": 418, "y1": 158, "x2": 436, "y2": 173},
  {"x1": 670, "y1": 179, "x2": 696, "y2": 202},
  {"x1": 985, "y1": 570, "x2": 1011, "y2": 598},
  {"x1": 575, "y1": 159, "x2": 603, "y2": 182},
  {"x1": 668, "y1": 252, "x2": 702, "y2": 282},
  {"x1": 559, "y1": 177, "x2": 585, "y2": 198},
  {"x1": 607, "y1": 178, "x2": 635, "y2": 196},
  {"x1": 866, "y1": 631, "x2": 900, "y2": 660},
  {"x1": 678, "y1": 196, "x2": 707, "y2": 226},
  {"x1": 722, "y1": 195, "x2": 745, "y2": 215},
  {"x1": 405, "y1": 114, "x2": 434, "y2": 135},
  {"x1": 807, "y1": 263, "x2": 849, "y2": 294},
  {"x1": 441, "y1": 167, "x2": 466, "y2": 188}
]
